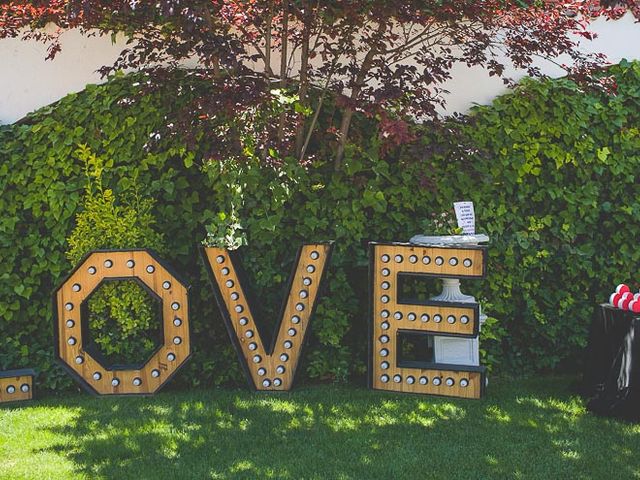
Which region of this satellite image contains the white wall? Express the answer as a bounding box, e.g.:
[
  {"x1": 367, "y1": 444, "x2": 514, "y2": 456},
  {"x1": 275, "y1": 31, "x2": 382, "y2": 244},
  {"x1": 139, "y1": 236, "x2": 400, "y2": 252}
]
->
[
  {"x1": 0, "y1": 29, "x2": 125, "y2": 125},
  {"x1": 439, "y1": 13, "x2": 640, "y2": 114},
  {"x1": 0, "y1": 14, "x2": 639, "y2": 125}
]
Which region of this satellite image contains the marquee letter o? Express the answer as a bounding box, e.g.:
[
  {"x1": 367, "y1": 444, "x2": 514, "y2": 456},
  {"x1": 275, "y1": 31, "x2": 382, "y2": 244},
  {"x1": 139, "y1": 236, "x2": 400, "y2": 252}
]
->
[{"x1": 54, "y1": 250, "x2": 191, "y2": 395}]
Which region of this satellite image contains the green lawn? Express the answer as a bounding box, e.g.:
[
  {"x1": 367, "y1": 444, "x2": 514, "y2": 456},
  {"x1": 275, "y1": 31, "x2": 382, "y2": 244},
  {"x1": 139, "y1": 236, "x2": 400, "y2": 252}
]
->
[{"x1": 1, "y1": 376, "x2": 639, "y2": 480}]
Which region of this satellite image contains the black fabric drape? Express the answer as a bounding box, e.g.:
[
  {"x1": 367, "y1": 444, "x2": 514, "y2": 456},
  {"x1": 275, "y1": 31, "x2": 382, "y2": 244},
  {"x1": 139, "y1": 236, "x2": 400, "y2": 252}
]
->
[{"x1": 582, "y1": 304, "x2": 640, "y2": 422}]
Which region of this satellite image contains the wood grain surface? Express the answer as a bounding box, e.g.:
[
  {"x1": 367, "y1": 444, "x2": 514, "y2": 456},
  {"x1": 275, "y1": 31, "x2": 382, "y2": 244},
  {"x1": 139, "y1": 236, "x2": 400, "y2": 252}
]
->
[
  {"x1": 0, "y1": 374, "x2": 33, "y2": 403},
  {"x1": 204, "y1": 244, "x2": 331, "y2": 391},
  {"x1": 371, "y1": 243, "x2": 487, "y2": 399},
  {"x1": 54, "y1": 250, "x2": 190, "y2": 395}
]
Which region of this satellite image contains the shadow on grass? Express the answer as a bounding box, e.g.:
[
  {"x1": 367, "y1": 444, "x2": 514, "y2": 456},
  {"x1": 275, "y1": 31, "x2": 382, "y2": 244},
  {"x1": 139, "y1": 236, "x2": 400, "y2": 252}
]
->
[{"x1": 10, "y1": 376, "x2": 640, "y2": 479}]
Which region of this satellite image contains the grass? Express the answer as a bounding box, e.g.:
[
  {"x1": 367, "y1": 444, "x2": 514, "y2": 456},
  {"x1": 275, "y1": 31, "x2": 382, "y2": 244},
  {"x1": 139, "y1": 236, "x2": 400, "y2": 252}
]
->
[{"x1": 1, "y1": 375, "x2": 639, "y2": 480}]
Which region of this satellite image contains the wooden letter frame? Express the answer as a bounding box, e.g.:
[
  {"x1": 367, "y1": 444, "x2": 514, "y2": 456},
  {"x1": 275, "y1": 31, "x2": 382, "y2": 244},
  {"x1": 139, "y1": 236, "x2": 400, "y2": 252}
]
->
[
  {"x1": 369, "y1": 242, "x2": 488, "y2": 399},
  {"x1": 53, "y1": 250, "x2": 191, "y2": 395},
  {"x1": 0, "y1": 369, "x2": 36, "y2": 403},
  {"x1": 202, "y1": 243, "x2": 333, "y2": 391}
]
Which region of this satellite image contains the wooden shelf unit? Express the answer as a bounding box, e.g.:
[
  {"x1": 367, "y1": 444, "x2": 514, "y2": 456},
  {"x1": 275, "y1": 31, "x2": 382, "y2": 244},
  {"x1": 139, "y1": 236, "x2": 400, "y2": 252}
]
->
[{"x1": 369, "y1": 242, "x2": 488, "y2": 399}]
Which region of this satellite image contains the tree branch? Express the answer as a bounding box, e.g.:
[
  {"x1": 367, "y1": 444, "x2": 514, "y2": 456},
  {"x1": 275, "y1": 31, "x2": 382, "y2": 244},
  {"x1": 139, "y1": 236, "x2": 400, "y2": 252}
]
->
[{"x1": 334, "y1": 21, "x2": 388, "y2": 170}]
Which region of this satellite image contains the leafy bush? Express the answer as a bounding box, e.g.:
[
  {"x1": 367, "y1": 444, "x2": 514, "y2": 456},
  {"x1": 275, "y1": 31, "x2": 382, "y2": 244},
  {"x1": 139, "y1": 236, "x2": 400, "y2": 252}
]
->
[
  {"x1": 1, "y1": 61, "x2": 638, "y2": 391},
  {"x1": 66, "y1": 145, "x2": 165, "y2": 364},
  {"x1": 454, "y1": 60, "x2": 640, "y2": 371},
  {"x1": 0, "y1": 73, "x2": 217, "y2": 391}
]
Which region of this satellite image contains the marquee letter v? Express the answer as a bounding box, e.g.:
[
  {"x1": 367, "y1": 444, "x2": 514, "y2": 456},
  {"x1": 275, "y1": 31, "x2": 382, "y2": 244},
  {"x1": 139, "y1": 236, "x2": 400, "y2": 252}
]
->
[{"x1": 202, "y1": 243, "x2": 333, "y2": 391}]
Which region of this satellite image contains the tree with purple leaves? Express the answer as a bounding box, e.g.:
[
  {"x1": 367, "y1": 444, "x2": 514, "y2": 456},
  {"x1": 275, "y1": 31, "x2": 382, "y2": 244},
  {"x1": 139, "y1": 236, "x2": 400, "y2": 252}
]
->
[{"x1": 1, "y1": 1, "x2": 632, "y2": 170}]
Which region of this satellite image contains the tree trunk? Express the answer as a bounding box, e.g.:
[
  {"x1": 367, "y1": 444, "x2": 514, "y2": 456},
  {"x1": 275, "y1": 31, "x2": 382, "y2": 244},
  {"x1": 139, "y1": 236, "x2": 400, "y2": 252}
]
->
[
  {"x1": 333, "y1": 23, "x2": 386, "y2": 170},
  {"x1": 334, "y1": 105, "x2": 357, "y2": 169},
  {"x1": 265, "y1": 1, "x2": 273, "y2": 76},
  {"x1": 201, "y1": 5, "x2": 222, "y2": 77},
  {"x1": 277, "y1": 0, "x2": 290, "y2": 143},
  {"x1": 295, "y1": 1, "x2": 311, "y2": 156}
]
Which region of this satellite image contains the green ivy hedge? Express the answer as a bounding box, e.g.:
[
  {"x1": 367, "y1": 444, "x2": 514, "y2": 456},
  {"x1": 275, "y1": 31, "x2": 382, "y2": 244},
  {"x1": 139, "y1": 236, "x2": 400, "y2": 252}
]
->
[
  {"x1": 1, "y1": 61, "x2": 638, "y2": 391},
  {"x1": 445, "y1": 60, "x2": 640, "y2": 370}
]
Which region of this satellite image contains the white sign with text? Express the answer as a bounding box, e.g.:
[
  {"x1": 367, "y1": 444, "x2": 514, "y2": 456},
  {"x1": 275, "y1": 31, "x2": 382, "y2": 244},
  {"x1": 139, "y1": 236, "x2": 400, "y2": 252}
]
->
[{"x1": 454, "y1": 201, "x2": 475, "y2": 235}]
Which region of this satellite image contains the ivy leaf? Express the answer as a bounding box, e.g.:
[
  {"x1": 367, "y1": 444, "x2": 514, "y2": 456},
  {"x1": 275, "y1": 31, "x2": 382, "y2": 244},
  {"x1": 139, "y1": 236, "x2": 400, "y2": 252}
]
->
[{"x1": 597, "y1": 147, "x2": 611, "y2": 161}]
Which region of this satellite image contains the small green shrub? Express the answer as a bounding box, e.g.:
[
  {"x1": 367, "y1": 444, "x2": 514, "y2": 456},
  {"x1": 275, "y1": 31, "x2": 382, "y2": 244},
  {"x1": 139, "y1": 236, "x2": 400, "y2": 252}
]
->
[
  {"x1": 85, "y1": 281, "x2": 159, "y2": 364},
  {"x1": 66, "y1": 145, "x2": 165, "y2": 365},
  {"x1": 202, "y1": 211, "x2": 247, "y2": 250},
  {"x1": 66, "y1": 145, "x2": 165, "y2": 262}
]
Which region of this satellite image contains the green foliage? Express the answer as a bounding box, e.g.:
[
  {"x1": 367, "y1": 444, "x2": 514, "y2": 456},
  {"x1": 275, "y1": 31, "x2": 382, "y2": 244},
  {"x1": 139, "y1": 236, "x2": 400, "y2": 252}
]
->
[
  {"x1": 202, "y1": 211, "x2": 247, "y2": 250},
  {"x1": 85, "y1": 281, "x2": 158, "y2": 363},
  {"x1": 451, "y1": 60, "x2": 640, "y2": 371},
  {"x1": 66, "y1": 144, "x2": 165, "y2": 262},
  {"x1": 1, "y1": 61, "x2": 639, "y2": 391},
  {"x1": 66, "y1": 145, "x2": 165, "y2": 364},
  {"x1": 0, "y1": 72, "x2": 213, "y2": 390},
  {"x1": 421, "y1": 210, "x2": 464, "y2": 235}
]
